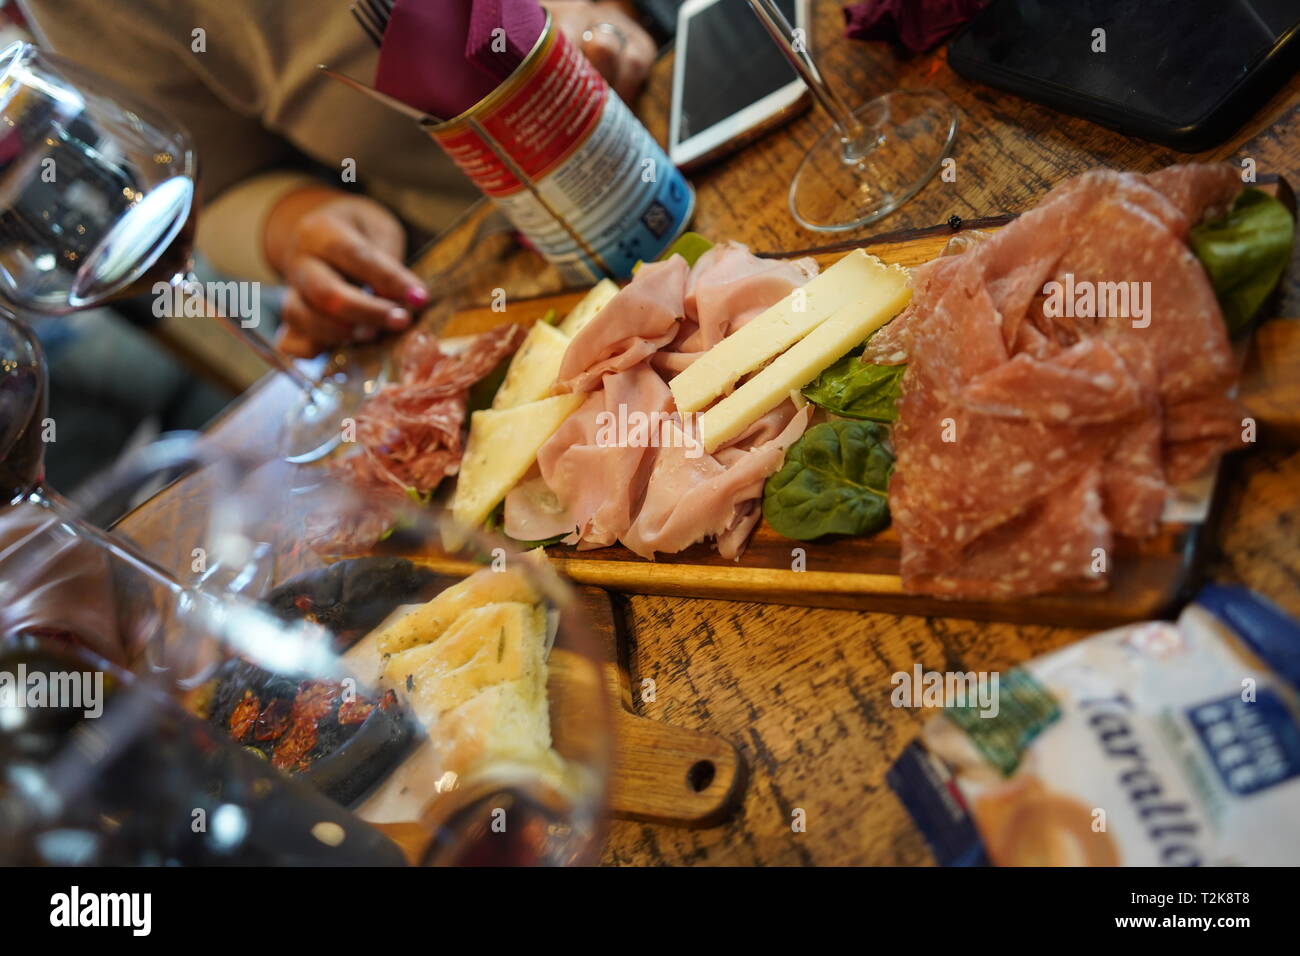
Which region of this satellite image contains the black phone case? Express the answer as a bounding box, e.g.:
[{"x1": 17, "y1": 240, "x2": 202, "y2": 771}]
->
[{"x1": 947, "y1": 9, "x2": 1300, "y2": 152}]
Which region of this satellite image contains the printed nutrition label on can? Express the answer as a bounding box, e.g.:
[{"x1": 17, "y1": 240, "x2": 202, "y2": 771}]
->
[{"x1": 431, "y1": 25, "x2": 693, "y2": 284}]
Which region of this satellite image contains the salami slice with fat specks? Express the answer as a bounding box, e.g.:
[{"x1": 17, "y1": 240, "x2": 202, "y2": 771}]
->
[
  {"x1": 888, "y1": 164, "x2": 1248, "y2": 600},
  {"x1": 315, "y1": 324, "x2": 525, "y2": 551}
]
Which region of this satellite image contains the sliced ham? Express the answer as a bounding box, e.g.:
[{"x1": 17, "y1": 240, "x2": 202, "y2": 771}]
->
[
  {"x1": 622, "y1": 405, "x2": 810, "y2": 560},
  {"x1": 500, "y1": 470, "x2": 575, "y2": 543},
  {"x1": 683, "y1": 241, "x2": 817, "y2": 348},
  {"x1": 656, "y1": 243, "x2": 817, "y2": 372},
  {"x1": 510, "y1": 244, "x2": 818, "y2": 558},
  {"x1": 506, "y1": 363, "x2": 673, "y2": 549},
  {"x1": 555, "y1": 256, "x2": 688, "y2": 394}
]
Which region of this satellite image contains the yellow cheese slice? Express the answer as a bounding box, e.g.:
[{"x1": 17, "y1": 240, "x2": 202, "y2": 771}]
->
[
  {"x1": 669, "y1": 250, "x2": 893, "y2": 414},
  {"x1": 492, "y1": 320, "x2": 570, "y2": 410},
  {"x1": 372, "y1": 567, "x2": 539, "y2": 657},
  {"x1": 447, "y1": 393, "x2": 585, "y2": 548},
  {"x1": 699, "y1": 271, "x2": 912, "y2": 452},
  {"x1": 558, "y1": 278, "x2": 619, "y2": 337}
]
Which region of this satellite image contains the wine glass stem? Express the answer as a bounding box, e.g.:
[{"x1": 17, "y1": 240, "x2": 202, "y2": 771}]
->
[
  {"x1": 33, "y1": 487, "x2": 187, "y2": 599},
  {"x1": 744, "y1": 0, "x2": 875, "y2": 161},
  {"x1": 185, "y1": 274, "x2": 327, "y2": 405}
]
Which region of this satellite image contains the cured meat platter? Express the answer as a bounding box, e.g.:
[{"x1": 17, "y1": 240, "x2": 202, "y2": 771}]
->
[{"x1": 423, "y1": 176, "x2": 1296, "y2": 627}]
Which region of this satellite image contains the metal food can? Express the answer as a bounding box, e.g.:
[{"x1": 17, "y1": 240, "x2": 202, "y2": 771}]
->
[{"x1": 423, "y1": 13, "x2": 694, "y2": 285}]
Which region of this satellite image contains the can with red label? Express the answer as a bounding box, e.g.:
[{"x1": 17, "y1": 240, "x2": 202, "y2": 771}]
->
[{"x1": 423, "y1": 13, "x2": 694, "y2": 285}]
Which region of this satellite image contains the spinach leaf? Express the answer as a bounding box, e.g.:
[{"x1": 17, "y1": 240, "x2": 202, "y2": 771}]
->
[
  {"x1": 763, "y1": 420, "x2": 893, "y2": 541},
  {"x1": 1190, "y1": 188, "x2": 1294, "y2": 337},
  {"x1": 802, "y1": 347, "x2": 906, "y2": 422},
  {"x1": 466, "y1": 352, "x2": 513, "y2": 412}
]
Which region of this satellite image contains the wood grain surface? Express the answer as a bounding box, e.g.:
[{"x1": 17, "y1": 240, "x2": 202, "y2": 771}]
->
[{"x1": 120, "y1": 3, "x2": 1300, "y2": 866}]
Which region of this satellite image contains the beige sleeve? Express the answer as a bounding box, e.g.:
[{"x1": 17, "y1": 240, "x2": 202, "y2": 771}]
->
[{"x1": 195, "y1": 169, "x2": 324, "y2": 282}]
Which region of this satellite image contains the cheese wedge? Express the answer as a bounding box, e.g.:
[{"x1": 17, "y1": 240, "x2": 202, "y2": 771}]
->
[
  {"x1": 699, "y1": 275, "x2": 912, "y2": 451},
  {"x1": 670, "y1": 250, "x2": 895, "y2": 414},
  {"x1": 447, "y1": 393, "x2": 584, "y2": 547},
  {"x1": 373, "y1": 567, "x2": 540, "y2": 657},
  {"x1": 558, "y1": 278, "x2": 619, "y2": 337},
  {"x1": 492, "y1": 320, "x2": 570, "y2": 409}
]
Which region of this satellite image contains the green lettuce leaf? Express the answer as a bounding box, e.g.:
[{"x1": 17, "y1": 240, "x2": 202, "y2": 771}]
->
[
  {"x1": 659, "y1": 232, "x2": 714, "y2": 267},
  {"x1": 1190, "y1": 187, "x2": 1294, "y2": 337},
  {"x1": 762, "y1": 420, "x2": 893, "y2": 541}
]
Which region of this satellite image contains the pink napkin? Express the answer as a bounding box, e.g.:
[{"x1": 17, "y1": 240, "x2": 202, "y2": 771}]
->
[
  {"x1": 843, "y1": 0, "x2": 984, "y2": 54},
  {"x1": 375, "y1": 0, "x2": 496, "y2": 119},
  {"x1": 374, "y1": 0, "x2": 546, "y2": 119},
  {"x1": 467, "y1": 0, "x2": 546, "y2": 77}
]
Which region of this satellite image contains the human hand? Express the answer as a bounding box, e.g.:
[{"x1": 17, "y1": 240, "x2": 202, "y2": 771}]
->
[
  {"x1": 264, "y1": 188, "x2": 429, "y2": 358},
  {"x1": 543, "y1": 1, "x2": 657, "y2": 101}
]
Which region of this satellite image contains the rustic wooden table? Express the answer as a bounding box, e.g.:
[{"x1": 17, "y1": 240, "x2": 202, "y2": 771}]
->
[{"x1": 118, "y1": 3, "x2": 1300, "y2": 865}]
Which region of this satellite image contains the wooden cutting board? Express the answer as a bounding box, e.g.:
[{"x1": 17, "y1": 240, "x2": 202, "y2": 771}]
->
[
  {"x1": 559, "y1": 584, "x2": 746, "y2": 828},
  {"x1": 438, "y1": 205, "x2": 1297, "y2": 628}
]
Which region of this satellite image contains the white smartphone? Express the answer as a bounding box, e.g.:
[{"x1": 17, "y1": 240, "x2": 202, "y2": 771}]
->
[{"x1": 669, "y1": 0, "x2": 811, "y2": 171}]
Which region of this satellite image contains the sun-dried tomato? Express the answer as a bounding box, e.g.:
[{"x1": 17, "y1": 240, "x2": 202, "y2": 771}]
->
[
  {"x1": 295, "y1": 681, "x2": 340, "y2": 722},
  {"x1": 254, "y1": 697, "x2": 292, "y2": 741},
  {"x1": 272, "y1": 719, "x2": 317, "y2": 771},
  {"x1": 269, "y1": 681, "x2": 342, "y2": 772},
  {"x1": 337, "y1": 697, "x2": 375, "y2": 725},
  {"x1": 228, "y1": 690, "x2": 260, "y2": 741}
]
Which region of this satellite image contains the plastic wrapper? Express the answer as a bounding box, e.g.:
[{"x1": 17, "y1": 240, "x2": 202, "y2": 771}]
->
[{"x1": 888, "y1": 585, "x2": 1300, "y2": 866}]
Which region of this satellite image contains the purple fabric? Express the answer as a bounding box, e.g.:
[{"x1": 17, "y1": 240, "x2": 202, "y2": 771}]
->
[
  {"x1": 843, "y1": 0, "x2": 984, "y2": 54},
  {"x1": 375, "y1": 0, "x2": 500, "y2": 119},
  {"x1": 466, "y1": 0, "x2": 546, "y2": 76}
]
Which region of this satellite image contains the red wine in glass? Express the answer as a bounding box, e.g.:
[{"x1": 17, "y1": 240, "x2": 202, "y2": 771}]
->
[{"x1": 0, "y1": 316, "x2": 44, "y2": 503}]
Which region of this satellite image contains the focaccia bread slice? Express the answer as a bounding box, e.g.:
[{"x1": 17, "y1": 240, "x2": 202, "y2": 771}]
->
[{"x1": 371, "y1": 567, "x2": 539, "y2": 657}]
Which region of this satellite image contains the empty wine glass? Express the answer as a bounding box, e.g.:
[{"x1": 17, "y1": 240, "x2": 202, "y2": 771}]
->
[
  {"x1": 0, "y1": 484, "x2": 415, "y2": 866},
  {"x1": 3, "y1": 367, "x2": 613, "y2": 866},
  {"x1": 0, "y1": 41, "x2": 372, "y2": 462},
  {"x1": 745, "y1": 0, "x2": 958, "y2": 232},
  {"x1": 0, "y1": 312, "x2": 215, "y2": 661},
  {"x1": 72, "y1": 436, "x2": 615, "y2": 866}
]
